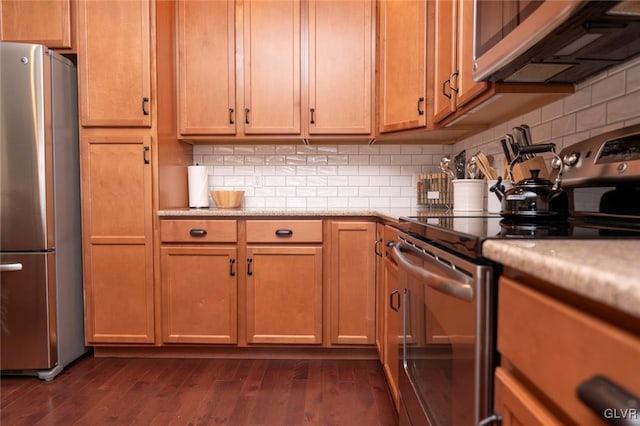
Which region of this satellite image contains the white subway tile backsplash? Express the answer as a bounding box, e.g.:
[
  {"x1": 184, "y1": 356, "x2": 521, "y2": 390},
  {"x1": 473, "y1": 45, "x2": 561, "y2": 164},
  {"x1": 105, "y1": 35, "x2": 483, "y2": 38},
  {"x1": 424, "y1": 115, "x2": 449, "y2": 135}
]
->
[
  {"x1": 576, "y1": 104, "x2": 606, "y2": 132},
  {"x1": 592, "y1": 72, "x2": 626, "y2": 104},
  {"x1": 193, "y1": 60, "x2": 640, "y2": 211}
]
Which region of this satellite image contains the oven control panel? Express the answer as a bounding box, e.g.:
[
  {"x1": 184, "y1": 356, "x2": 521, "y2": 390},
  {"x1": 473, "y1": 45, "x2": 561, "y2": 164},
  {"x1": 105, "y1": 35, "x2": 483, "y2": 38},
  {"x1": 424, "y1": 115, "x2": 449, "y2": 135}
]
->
[{"x1": 560, "y1": 124, "x2": 640, "y2": 187}]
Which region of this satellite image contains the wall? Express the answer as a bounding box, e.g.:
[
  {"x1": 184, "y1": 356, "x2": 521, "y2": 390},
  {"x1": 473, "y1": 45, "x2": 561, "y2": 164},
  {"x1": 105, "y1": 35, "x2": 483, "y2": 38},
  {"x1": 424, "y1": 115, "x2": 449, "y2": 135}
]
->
[
  {"x1": 453, "y1": 56, "x2": 640, "y2": 175},
  {"x1": 194, "y1": 56, "x2": 640, "y2": 209},
  {"x1": 193, "y1": 144, "x2": 453, "y2": 209}
]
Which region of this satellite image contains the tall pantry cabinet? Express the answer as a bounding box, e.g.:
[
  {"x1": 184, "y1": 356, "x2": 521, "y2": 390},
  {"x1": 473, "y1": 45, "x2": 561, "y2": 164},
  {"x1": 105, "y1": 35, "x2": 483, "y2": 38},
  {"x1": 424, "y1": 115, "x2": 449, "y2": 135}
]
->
[{"x1": 77, "y1": 0, "x2": 155, "y2": 344}]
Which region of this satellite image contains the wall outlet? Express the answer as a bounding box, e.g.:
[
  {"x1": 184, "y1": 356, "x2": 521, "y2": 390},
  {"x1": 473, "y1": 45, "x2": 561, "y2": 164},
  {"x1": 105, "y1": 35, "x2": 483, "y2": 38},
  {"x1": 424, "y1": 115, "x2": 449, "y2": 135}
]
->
[{"x1": 254, "y1": 173, "x2": 262, "y2": 188}]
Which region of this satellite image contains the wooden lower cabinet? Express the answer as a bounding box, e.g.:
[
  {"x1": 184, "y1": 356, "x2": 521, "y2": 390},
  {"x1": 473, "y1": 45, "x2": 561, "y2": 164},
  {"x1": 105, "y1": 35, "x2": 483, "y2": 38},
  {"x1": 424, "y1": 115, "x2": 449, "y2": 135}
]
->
[
  {"x1": 492, "y1": 274, "x2": 640, "y2": 425},
  {"x1": 382, "y1": 225, "x2": 401, "y2": 409},
  {"x1": 493, "y1": 367, "x2": 563, "y2": 426},
  {"x1": 328, "y1": 221, "x2": 376, "y2": 345},
  {"x1": 81, "y1": 136, "x2": 154, "y2": 344},
  {"x1": 246, "y1": 246, "x2": 323, "y2": 344},
  {"x1": 160, "y1": 246, "x2": 237, "y2": 344}
]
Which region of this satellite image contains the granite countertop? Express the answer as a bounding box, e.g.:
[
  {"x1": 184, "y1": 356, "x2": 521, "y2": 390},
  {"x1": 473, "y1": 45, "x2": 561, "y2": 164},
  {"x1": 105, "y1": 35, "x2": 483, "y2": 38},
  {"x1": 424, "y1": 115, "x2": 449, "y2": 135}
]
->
[
  {"x1": 157, "y1": 207, "x2": 433, "y2": 223},
  {"x1": 483, "y1": 239, "x2": 640, "y2": 320}
]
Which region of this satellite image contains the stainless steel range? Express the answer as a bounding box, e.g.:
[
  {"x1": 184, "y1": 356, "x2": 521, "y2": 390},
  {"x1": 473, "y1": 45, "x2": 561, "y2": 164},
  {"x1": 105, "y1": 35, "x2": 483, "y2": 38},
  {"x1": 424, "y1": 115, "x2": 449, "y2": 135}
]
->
[{"x1": 394, "y1": 124, "x2": 640, "y2": 426}]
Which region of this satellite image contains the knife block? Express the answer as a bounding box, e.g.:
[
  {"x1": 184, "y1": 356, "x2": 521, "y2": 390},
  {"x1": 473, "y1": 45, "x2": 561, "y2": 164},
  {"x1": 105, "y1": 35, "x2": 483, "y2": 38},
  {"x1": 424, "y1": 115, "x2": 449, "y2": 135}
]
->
[{"x1": 507, "y1": 156, "x2": 549, "y2": 182}]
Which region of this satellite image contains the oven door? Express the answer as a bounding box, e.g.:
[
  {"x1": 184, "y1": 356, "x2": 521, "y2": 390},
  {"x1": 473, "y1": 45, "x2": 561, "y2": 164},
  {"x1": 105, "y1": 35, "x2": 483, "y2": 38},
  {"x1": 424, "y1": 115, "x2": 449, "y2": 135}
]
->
[{"x1": 393, "y1": 235, "x2": 494, "y2": 426}]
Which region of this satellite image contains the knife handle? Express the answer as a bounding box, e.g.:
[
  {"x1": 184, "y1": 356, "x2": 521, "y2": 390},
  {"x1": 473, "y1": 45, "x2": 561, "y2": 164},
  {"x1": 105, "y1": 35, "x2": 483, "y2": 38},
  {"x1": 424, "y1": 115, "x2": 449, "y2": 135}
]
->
[{"x1": 500, "y1": 138, "x2": 513, "y2": 164}]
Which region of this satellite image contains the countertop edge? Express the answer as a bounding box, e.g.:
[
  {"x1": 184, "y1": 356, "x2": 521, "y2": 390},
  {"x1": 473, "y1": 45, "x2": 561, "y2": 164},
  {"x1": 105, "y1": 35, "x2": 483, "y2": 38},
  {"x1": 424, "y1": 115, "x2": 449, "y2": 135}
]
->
[{"x1": 482, "y1": 239, "x2": 640, "y2": 320}]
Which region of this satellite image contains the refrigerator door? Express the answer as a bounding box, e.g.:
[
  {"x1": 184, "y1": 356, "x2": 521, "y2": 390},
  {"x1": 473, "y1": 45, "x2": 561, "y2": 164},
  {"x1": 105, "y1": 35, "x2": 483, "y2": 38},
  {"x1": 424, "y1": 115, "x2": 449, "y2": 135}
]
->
[
  {"x1": 0, "y1": 252, "x2": 57, "y2": 370},
  {"x1": 0, "y1": 42, "x2": 53, "y2": 251}
]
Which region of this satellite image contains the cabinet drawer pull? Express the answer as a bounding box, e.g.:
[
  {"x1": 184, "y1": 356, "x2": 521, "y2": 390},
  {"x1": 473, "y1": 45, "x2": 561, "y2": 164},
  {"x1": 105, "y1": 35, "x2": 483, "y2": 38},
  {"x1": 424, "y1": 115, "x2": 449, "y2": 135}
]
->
[
  {"x1": 442, "y1": 78, "x2": 452, "y2": 99},
  {"x1": 275, "y1": 229, "x2": 293, "y2": 237},
  {"x1": 229, "y1": 258, "x2": 236, "y2": 276},
  {"x1": 417, "y1": 97, "x2": 425, "y2": 115},
  {"x1": 229, "y1": 108, "x2": 235, "y2": 125},
  {"x1": 247, "y1": 258, "x2": 253, "y2": 276},
  {"x1": 389, "y1": 289, "x2": 400, "y2": 312},
  {"x1": 189, "y1": 229, "x2": 207, "y2": 237},
  {"x1": 310, "y1": 107, "x2": 315, "y2": 124},
  {"x1": 143, "y1": 146, "x2": 150, "y2": 164},
  {"x1": 374, "y1": 238, "x2": 383, "y2": 257},
  {"x1": 142, "y1": 97, "x2": 150, "y2": 115},
  {"x1": 577, "y1": 375, "x2": 640, "y2": 423},
  {"x1": 244, "y1": 108, "x2": 250, "y2": 125}
]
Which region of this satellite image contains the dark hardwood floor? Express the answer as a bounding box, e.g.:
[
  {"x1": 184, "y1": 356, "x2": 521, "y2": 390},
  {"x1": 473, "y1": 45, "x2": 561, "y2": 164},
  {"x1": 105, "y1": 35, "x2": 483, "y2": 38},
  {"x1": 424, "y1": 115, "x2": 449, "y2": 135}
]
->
[{"x1": 1, "y1": 354, "x2": 398, "y2": 425}]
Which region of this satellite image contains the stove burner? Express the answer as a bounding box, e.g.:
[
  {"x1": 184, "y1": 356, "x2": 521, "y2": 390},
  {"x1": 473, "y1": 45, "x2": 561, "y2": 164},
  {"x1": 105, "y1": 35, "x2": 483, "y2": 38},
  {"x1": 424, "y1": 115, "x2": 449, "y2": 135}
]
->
[{"x1": 498, "y1": 219, "x2": 571, "y2": 237}]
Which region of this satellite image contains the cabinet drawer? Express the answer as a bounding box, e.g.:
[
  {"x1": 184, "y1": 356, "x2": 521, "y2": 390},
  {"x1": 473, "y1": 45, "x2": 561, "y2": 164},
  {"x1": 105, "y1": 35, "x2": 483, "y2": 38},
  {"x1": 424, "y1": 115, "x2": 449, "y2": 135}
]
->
[
  {"x1": 160, "y1": 220, "x2": 237, "y2": 243},
  {"x1": 245, "y1": 220, "x2": 322, "y2": 243},
  {"x1": 498, "y1": 277, "x2": 640, "y2": 424}
]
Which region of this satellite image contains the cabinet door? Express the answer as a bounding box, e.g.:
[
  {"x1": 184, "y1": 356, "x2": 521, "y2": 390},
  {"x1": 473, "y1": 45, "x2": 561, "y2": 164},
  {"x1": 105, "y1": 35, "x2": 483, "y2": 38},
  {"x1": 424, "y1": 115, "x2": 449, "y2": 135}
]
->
[
  {"x1": 161, "y1": 246, "x2": 237, "y2": 344},
  {"x1": 81, "y1": 136, "x2": 154, "y2": 344},
  {"x1": 177, "y1": 0, "x2": 235, "y2": 136},
  {"x1": 378, "y1": 0, "x2": 427, "y2": 133},
  {"x1": 455, "y1": 0, "x2": 488, "y2": 108},
  {"x1": 432, "y1": 0, "x2": 457, "y2": 123},
  {"x1": 77, "y1": 0, "x2": 151, "y2": 127},
  {"x1": 0, "y1": 0, "x2": 71, "y2": 48},
  {"x1": 308, "y1": 0, "x2": 373, "y2": 135},
  {"x1": 242, "y1": 0, "x2": 300, "y2": 135},
  {"x1": 246, "y1": 246, "x2": 322, "y2": 344},
  {"x1": 383, "y1": 256, "x2": 400, "y2": 409},
  {"x1": 329, "y1": 221, "x2": 376, "y2": 345}
]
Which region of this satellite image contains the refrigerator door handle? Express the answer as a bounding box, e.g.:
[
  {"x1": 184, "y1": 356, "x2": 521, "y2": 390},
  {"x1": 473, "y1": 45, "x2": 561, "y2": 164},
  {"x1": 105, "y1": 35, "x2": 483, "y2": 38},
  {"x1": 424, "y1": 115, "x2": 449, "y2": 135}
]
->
[{"x1": 0, "y1": 263, "x2": 23, "y2": 272}]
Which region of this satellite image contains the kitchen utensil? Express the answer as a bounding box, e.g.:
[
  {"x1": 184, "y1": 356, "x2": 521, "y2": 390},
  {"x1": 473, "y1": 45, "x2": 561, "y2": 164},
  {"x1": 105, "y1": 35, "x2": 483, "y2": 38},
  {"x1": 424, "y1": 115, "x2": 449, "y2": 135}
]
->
[
  {"x1": 453, "y1": 179, "x2": 485, "y2": 211},
  {"x1": 475, "y1": 152, "x2": 498, "y2": 180},
  {"x1": 505, "y1": 134, "x2": 521, "y2": 163},
  {"x1": 466, "y1": 156, "x2": 479, "y2": 179},
  {"x1": 520, "y1": 124, "x2": 533, "y2": 146},
  {"x1": 211, "y1": 190, "x2": 245, "y2": 209},
  {"x1": 439, "y1": 155, "x2": 456, "y2": 178},
  {"x1": 454, "y1": 150, "x2": 466, "y2": 179},
  {"x1": 500, "y1": 137, "x2": 513, "y2": 164}
]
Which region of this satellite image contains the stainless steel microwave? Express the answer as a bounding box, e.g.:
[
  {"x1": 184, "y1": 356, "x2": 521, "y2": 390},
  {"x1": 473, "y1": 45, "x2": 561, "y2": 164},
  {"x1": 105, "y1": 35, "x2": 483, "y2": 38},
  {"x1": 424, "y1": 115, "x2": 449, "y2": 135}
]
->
[{"x1": 473, "y1": 0, "x2": 640, "y2": 83}]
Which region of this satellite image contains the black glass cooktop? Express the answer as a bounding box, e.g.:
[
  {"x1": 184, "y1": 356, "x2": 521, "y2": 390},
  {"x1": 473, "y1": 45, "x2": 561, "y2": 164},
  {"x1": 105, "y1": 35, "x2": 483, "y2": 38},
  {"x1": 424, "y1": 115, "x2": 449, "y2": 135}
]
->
[{"x1": 399, "y1": 212, "x2": 640, "y2": 259}]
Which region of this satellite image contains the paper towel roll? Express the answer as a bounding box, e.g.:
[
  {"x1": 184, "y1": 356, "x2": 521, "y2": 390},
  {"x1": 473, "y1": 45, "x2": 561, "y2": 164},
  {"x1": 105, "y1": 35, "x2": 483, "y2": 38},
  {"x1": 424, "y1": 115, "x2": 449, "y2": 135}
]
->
[{"x1": 187, "y1": 165, "x2": 209, "y2": 208}]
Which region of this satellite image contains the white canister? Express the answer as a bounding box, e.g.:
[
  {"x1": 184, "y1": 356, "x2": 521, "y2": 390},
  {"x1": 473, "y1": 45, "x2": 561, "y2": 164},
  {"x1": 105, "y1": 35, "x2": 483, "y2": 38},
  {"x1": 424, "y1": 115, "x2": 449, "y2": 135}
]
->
[
  {"x1": 486, "y1": 179, "x2": 513, "y2": 213},
  {"x1": 452, "y1": 179, "x2": 485, "y2": 212}
]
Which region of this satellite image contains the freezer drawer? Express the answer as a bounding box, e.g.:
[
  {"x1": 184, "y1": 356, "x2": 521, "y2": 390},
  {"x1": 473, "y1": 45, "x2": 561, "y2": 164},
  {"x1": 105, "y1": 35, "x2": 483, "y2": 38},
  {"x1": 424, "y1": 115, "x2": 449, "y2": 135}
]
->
[{"x1": 1, "y1": 252, "x2": 57, "y2": 370}]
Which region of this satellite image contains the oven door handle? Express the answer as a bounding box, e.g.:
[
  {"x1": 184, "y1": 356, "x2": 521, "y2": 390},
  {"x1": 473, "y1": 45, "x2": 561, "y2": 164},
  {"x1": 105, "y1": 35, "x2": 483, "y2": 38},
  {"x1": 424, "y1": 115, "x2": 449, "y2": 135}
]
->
[{"x1": 391, "y1": 242, "x2": 474, "y2": 302}]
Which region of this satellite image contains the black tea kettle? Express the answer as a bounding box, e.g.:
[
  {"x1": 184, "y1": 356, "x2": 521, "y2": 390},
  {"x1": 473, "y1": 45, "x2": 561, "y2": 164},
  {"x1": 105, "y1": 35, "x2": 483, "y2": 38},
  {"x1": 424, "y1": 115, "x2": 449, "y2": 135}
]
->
[{"x1": 490, "y1": 143, "x2": 569, "y2": 220}]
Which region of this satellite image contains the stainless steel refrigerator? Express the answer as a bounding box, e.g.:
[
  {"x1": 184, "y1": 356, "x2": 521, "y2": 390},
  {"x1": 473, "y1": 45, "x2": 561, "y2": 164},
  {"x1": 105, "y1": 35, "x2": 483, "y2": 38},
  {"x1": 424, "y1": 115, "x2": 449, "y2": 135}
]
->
[{"x1": 1, "y1": 42, "x2": 87, "y2": 380}]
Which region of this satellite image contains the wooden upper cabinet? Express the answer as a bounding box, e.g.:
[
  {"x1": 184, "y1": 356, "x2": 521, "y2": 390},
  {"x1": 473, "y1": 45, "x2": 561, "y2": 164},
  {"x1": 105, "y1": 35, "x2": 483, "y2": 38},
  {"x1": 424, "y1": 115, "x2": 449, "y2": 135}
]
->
[
  {"x1": 456, "y1": 0, "x2": 487, "y2": 107},
  {"x1": 378, "y1": 0, "x2": 427, "y2": 133},
  {"x1": 432, "y1": 0, "x2": 456, "y2": 123},
  {"x1": 177, "y1": 0, "x2": 235, "y2": 136},
  {"x1": 242, "y1": 0, "x2": 301, "y2": 135},
  {"x1": 76, "y1": 0, "x2": 152, "y2": 127},
  {"x1": 0, "y1": 0, "x2": 72, "y2": 49},
  {"x1": 432, "y1": 0, "x2": 489, "y2": 124},
  {"x1": 308, "y1": 0, "x2": 373, "y2": 135}
]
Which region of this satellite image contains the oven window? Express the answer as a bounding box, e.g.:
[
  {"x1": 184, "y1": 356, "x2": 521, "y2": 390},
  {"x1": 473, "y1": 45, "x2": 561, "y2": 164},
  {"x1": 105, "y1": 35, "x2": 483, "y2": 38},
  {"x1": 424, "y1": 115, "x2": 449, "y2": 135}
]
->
[
  {"x1": 475, "y1": 0, "x2": 542, "y2": 57},
  {"x1": 404, "y1": 270, "x2": 477, "y2": 425}
]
